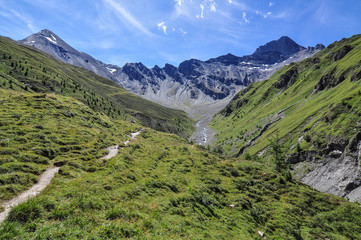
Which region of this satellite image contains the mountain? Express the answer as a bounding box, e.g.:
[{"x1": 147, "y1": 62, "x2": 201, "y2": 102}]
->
[
  {"x1": 210, "y1": 34, "x2": 361, "y2": 202},
  {"x1": 1, "y1": 87, "x2": 361, "y2": 239},
  {"x1": 250, "y1": 36, "x2": 306, "y2": 63},
  {"x1": 0, "y1": 36, "x2": 194, "y2": 138},
  {"x1": 206, "y1": 36, "x2": 308, "y2": 65},
  {"x1": 20, "y1": 30, "x2": 324, "y2": 145},
  {"x1": 19, "y1": 30, "x2": 324, "y2": 110},
  {"x1": 18, "y1": 29, "x2": 117, "y2": 81}
]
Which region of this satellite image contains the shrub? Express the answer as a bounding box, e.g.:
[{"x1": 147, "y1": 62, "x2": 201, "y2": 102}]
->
[{"x1": 268, "y1": 134, "x2": 291, "y2": 180}]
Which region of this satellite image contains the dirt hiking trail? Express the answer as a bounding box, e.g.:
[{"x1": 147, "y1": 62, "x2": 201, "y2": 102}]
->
[
  {"x1": 0, "y1": 166, "x2": 59, "y2": 224},
  {"x1": 0, "y1": 130, "x2": 143, "y2": 224},
  {"x1": 100, "y1": 130, "x2": 142, "y2": 160}
]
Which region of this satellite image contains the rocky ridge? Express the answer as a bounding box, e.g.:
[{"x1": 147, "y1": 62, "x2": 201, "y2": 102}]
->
[{"x1": 19, "y1": 30, "x2": 324, "y2": 111}]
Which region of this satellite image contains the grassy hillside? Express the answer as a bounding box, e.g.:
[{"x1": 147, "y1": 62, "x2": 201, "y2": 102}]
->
[
  {"x1": 1, "y1": 89, "x2": 361, "y2": 239},
  {"x1": 0, "y1": 37, "x2": 194, "y2": 138},
  {"x1": 0, "y1": 88, "x2": 137, "y2": 202},
  {"x1": 210, "y1": 34, "x2": 361, "y2": 158}
]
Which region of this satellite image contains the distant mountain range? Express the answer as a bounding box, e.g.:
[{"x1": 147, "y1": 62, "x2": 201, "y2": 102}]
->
[{"x1": 19, "y1": 30, "x2": 324, "y2": 111}]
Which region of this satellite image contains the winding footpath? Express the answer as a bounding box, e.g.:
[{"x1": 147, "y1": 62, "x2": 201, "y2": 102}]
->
[
  {"x1": 0, "y1": 166, "x2": 60, "y2": 224},
  {"x1": 100, "y1": 130, "x2": 142, "y2": 160},
  {"x1": 0, "y1": 130, "x2": 143, "y2": 225}
]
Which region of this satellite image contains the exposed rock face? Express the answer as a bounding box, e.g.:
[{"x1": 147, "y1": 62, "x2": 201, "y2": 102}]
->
[
  {"x1": 315, "y1": 67, "x2": 347, "y2": 91},
  {"x1": 351, "y1": 66, "x2": 361, "y2": 82},
  {"x1": 292, "y1": 132, "x2": 361, "y2": 202},
  {"x1": 273, "y1": 66, "x2": 298, "y2": 89},
  {"x1": 19, "y1": 30, "x2": 324, "y2": 111},
  {"x1": 327, "y1": 45, "x2": 354, "y2": 61}
]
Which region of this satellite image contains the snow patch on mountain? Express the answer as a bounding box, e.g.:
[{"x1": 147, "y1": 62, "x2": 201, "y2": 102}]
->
[
  {"x1": 45, "y1": 37, "x2": 57, "y2": 44},
  {"x1": 106, "y1": 67, "x2": 117, "y2": 74}
]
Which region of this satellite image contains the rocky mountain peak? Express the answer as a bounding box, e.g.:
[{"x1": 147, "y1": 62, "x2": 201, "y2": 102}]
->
[
  {"x1": 19, "y1": 29, "x2": 77, "y2": 54},
  {"x1": 315, "y1": 44, "x2": 326, "y2": 50},
  {"x1": 205, "y1": 53, "x2": 242, "y2": 66},
  {"x1": 178, "y1": 59, "x2": 202, "y2": 77},
  {"x1": 241, "y1": 36, "x2": 305, "y2": 64},
  {"x1": 253, "y1": 36, "x2": 305, "y2": 56},
  {"x1": 39, "y1": 29, "x2": 56, "y2": 36},
  {"x1": 19, "y1": 29, "x2": 118, "y2": 81},
  {"x1": 163, "y1": 63, "x2": 177, "y2": 72}
]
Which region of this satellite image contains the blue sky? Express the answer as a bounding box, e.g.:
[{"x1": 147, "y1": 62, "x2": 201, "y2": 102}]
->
[{"x1": 0, "y1": 0, "x2": 360, "y2": 68}]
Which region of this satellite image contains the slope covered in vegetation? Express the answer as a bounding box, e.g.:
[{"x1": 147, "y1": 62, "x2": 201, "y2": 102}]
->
[
  {"x1": 0, "y1": 89, "x2": 361, "y2": 239},
  {"x1": 0, "y1": 89, "x2": 137, "y2": 202},
  {"x1": 0, "y1": 37, "x2": 194, "y2": 138},
  {"x1": 210, "y1": 34, "x2": 361, "y2": 200}
]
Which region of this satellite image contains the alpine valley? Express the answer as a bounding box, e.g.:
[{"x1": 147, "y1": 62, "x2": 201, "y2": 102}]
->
[
  {"x1": 0, "y1": 29, "x2": 361, "y2": 240},
  {"x1": 20, "y1": 30, "x2": 324, "y2": 144}
]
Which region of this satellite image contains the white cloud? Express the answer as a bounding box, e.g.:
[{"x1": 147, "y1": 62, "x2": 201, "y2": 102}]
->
[
  {"x1": 157, "y1": 22, "x2": 167, "y2": 34},
  {"x1": 0, "y1": 8, "x2": 38, "y2": 33},
  {"x1": 256, "y1": 10, "x2": 272, "y2": 18},
  {"x1": 230, "y1": 1, "x2": 250, "y2": 11},
  {"x1": 162, "y1": 25, "x2": 167, "y2": 34},
  {"x1": 271, "y1": 11, "x2": 289, "y2": 19},
  {"x1": 102, "y1": 0, "x2": 153, "y2": 36},
  {"x1": 228, "y1": 0, "x2": 232, "y2": 3},
  {"x1": 175, "y1": 0, "x2": 183, "y2": 6},
  {"x1": 269, "y1": 2, "x2": 274, "y2": 7},
  {"x1": 210, "y1": 3, "x2": 216, "y2": 12},
  {"x1": 195, "y1": 0, "x2": 217, "y2": 18},
  {"x1": 204, "y1": 0, "x2": 216, "y2": 13},
  {"x1": 172, "y1": 0, "x2": 193, "y2": 19},
  {"x1": 241, "y1": 12, "x2": 249, "y2": 24},
  {"x1": 180, "y1": 28, "x2": 187, "y2": 36},
  {"x1": 99, "y1": 40, "x2": 116, "y2": 49},
  {"x1": 0, "y1": 9, "x2": 38, "y2": 39},
  {"x1": 26, "y1": 23, "x2": 37, "y2": 32},
  {"x1": 196, "y1": 4, "x2": 205, "y2": 19}
]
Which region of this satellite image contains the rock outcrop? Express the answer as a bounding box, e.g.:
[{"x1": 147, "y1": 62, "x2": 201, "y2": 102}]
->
[
  {"x1": 292, "y1": 132, "x2": 361, "y2": 202},
  {"x1": 273, "y1": 66, "x2": 299, "y2": 89}
]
